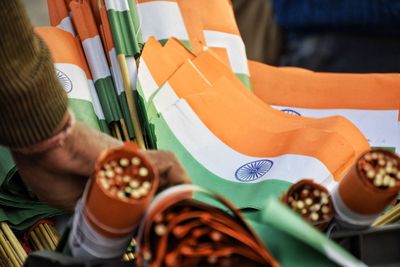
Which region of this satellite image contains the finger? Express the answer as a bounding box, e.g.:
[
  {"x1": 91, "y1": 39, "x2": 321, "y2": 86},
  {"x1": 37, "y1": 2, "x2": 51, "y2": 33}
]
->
[{"x1": 143, "y1": 150, "x2": 191, "y2": 191}]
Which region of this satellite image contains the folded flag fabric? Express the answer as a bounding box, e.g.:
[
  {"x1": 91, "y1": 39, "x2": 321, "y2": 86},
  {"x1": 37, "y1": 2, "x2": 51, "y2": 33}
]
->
[
  {"x1": 249, "y1": 61, "x2": 400, "y2": 153},
  {"x1": 136, "y1": 0, "x2": 252, "y2": 88},
  {"x1": 246, "y1": 197, "x2": 367, "y2": 267},
  {"x1": 37, "y1": 27, "x2": 103, "y2": 132},
  {"x1": 0, "y1": 146, "x2": 62, "y2": 232},
  {"x1": 99, "y1": 2, "x2": 136, "y2": 139},
  {"x1": 136, "y1": 37, "x2": 369, "y2": 209},
  {"x1": 69, "y1": 0, "x2": 124, "y2": 126}
]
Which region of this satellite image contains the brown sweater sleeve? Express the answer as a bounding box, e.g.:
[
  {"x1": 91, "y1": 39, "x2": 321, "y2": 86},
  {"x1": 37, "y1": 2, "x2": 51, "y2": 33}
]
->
[{"x1": 0, "y1": 0, "x2": 68, "y2": 149}]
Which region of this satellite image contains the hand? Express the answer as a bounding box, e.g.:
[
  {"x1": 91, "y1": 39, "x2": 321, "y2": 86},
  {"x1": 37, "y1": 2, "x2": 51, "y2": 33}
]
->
[{"x1": 12, "y1": 120, "x2": 190, "y2": 211}]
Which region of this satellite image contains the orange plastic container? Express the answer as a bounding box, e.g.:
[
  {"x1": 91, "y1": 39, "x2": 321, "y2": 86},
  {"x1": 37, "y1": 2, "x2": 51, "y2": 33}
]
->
[
  {"x1": 84, "y1": 143, "x2": 159, "y2": 238},
  {"x1": 337, "y1": 149, "x2": 400, "y2": 215}
]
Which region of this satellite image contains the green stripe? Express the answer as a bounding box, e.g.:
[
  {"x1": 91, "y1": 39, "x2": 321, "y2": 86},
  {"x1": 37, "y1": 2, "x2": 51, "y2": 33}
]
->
[
  {"x1": 107, "y1": 9, "x2": 140, "y2": 57},
  {"x1": 118, "y1": 92, "x2": 135, "y2": 139},
  {"x1": 98, "y1": 119, "x2": 111, "y2": 135},
  {"x1": 68, "y1": 99, "x2": 101, "y2": 130},
  {"x1": 236, "y1": 73, "x2": 253, "y2": 90},
  {"x1": 150, "y1": 111, "x2": 292, "y2": 209},
  {"x1": 159, "y1": 38, "x2": 192, "y2": 51},
  {"x1": 127, "y1": 0, "x2": 144, "y2": 47},
  {"x1": 94, "y1": 77, "x2": 123, "y2": 123}
]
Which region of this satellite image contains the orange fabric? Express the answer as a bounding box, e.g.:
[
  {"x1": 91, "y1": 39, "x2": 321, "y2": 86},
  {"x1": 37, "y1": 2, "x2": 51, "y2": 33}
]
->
[
  {"x1": 99, "y1": 3, "x2": 115, "y2": 52},
  {"x1": 249, "y1": 60, "x2": 400, "y2": 110},
  {"x1": 167, "y1": 62, "x2": 356, "y2": 178},
  {"x1": 154, "y1": 40, "x2": 369, "y2": 163},
  {"x1": 69, "y1": 0, "x2": 99, "y2": 40},
  {"x1": 140, "y1": 39, "x2": 369, "y2": 178},
  {"x1": 47, "y1": 0, "x2": 69, "y2": 26},
  {"x1": 36, "y1": 27, "x2": 93, "y2": 79},
  {"x1": 178, "y1": 0, "x2": 239, "y2": 35}
]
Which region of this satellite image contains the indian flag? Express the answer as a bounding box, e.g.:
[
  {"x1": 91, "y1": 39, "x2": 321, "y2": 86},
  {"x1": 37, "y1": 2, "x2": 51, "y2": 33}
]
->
[
  {"x1": 69, "y1": 0, "x2": 123, "y2": 127},
  {"x1": 105, "y1": 0, "x2": 154, "y2": 147},
  {"x1": 136, "y1": 38, "x2": 369, "y2": 209},
  {"x1": 136, "y1": 0, "x2": 191, "y2": 48},
  {"x1": 37, "y1": 27, "x2": 106, "y2": 131},
  {"x1": 178, "y1": 0, "x2": 251, "y2": 89},
  {"x1": 136, "y1": 0, "x2": 251, "y2": 89},
  {"x1": 250, "y1": 61, "x2": 400, "y2": 153},
  {"x1": 47, "y1": 0, "x2": 76, "y2": 36},
  {"x1": 99, "y1": 2, "x2": 136, "y2": 139}
]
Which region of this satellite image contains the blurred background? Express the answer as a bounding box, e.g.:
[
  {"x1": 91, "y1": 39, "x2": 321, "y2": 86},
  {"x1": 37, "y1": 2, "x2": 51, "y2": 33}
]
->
[{"x1": 22, "y1": 0, "x2": 49, "y2": 26}]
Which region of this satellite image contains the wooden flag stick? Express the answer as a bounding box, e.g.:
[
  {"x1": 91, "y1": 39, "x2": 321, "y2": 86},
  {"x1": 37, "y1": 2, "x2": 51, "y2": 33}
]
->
[
  {"x1": 44, "y1": 224, "x2": 59, "y2": 246},
  {"x1": 39, "y1": 225, "x2": 56, "y2": 250},
  {"x1": 0, "y1": 230, "x2": 19, "y2": 267},
  {"x1": 30, "y1": 231, "x2": 44, "y2": 251},
  {"x1": 0, "y1": 223, "x2": 27, "y2": 262},
  {"x1": 118, "y1": 55, "x2": 146, "y2": 149},
  {"x1": 34, "y1": 228, "x2": 50, "y2": 250},
  {"x1": 119, "y1": 119, "x2": 131, "y2": 141},
  {"x1": 0, "y1": 243, "x2": 13, "y2": 267},
  {"x1": 372, "y1": 203, "x2": 400, "y2": 226},
  {"x1": 112, "y1": 123, "x2": 123, "y2": 141},
  {"x1": 47, "y1": 224, "x2": 60, "y2": 241}
]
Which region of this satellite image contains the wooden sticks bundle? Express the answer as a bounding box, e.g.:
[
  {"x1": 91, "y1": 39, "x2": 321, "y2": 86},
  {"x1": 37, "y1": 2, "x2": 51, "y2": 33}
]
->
[
  {"x1": 372, "y1": 202, "x2": 400, "y2": 227},
  {"x1": 28, "y1": 222, "x2": 60, "y2": 252},
  {"x1": 0, "y1": 222, "x2": 27, "y2": 267}
]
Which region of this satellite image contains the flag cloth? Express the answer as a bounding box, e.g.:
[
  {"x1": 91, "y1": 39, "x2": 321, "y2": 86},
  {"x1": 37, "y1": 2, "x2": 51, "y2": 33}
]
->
[
  {"x1": 69, "y1": 0, "x2": 124, "y2": 126},
  {"x1": 246, "y1": 198, "x2": 367, "y2": 267},
  {"x1": 250, "y1": 61, "x2": 400, "y2": 153},
  {"x1": 37, "y1": 27, "x2": 103, "y2": 132},
  {"x1": 136, "y1": 0, "x2": 252, "y2": 88},
  {"x1": 0, "y1": 146, "x2": 63, "y2": 231},
  {"x1": 99, "y1": 3, "x2": 136, "y2": 139},
  {"x1": 47, "y1": 0, "x2": 76, "y2": 36},
  {"x1": 105, "y1": 0, "x2": 157, "y2": 146},
  {"x1": 136, "y1": 38, "x2": 369, "y2": 209}
]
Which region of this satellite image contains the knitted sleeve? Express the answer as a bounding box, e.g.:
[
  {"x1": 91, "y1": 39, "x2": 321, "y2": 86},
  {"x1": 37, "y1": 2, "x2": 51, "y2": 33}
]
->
[{"x1": 0, "y1": 0, "x2": 68, "y2": 149}]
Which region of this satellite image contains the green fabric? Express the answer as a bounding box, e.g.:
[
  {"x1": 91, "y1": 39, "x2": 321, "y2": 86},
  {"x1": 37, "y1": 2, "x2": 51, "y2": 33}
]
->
[
  {"x1": 68, "y1": 99, "x2": 101, "y2": 131},
  {"x1": 94, "y1": 77, "x2": 123, "y2": 124},
  {"x1": 236, "y1": 73, "x2": 253, "y2": 90},
  {"x1": 107, "y1": 8, "x2": 140, "y2": 57},
  {"x1": 118, "y1": 92, "x2": 136, "y2": 139},
  {"x1": 150, "y1": 111, "x2": 292, "y2": 210},
  {"x1": 245, "y1": 198, "x2": 366, "y2": 267},
  {"x1": 0, "y1": 146, "x2": 62, "y2": 232},
  {"x1": 127, "y1": 0, "x2": 143, "y2": 48}
]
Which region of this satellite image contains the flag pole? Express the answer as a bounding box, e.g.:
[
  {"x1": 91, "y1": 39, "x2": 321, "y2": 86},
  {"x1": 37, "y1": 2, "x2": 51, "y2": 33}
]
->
[{"x1": 118, "y1": 54, "x2": 146, "y2": 149}]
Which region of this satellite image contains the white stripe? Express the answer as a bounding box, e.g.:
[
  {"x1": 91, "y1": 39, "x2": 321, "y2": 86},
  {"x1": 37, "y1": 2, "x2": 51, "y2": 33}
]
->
[
  {"x1": 203, "y1": 30, "x2": 249, "y2": 75},
  {"x1": 88, "y1": 80, "x2": 106, "y2": 120},
  {"x1": 55, "y1": 63, "x2": 92, "y2": 102},
  {"x1": 331, "y1": 185, "x2": 380, "y2": 227},
  {"x1": 138, "y1": 1, "x2": 189, "y2": 42},
  {"x1": 137, "y1": 58, "x2": 159, "y2": 101},
  {"x1": 323, "y1": 244, "x2": 367, "y2": 267},
  {"x1": 126, "y1": 56, "x2": 138, "y2": 91},
  {"x1": 105, "y1": 0, "x2": 129, "y2": 11},
  {"x1": 274, "y1": 105, "x2": 400, "y2": 152},
  {"x1": 153, "y1": 83, "x2": 334, "y2": 185},
  {"x1": 109, "y1": 48, "x2": 125, "y2": 95},
  {"x1": 57, "y1": 17, "x2": 76, "y2": 36},
  {"x1": 82, "y1": 36, "x2": 111, "y2": 81}
]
